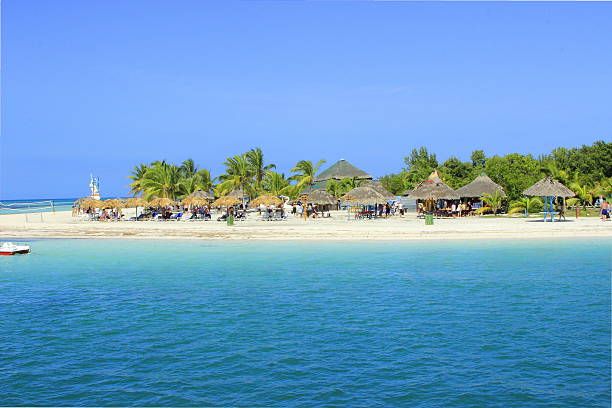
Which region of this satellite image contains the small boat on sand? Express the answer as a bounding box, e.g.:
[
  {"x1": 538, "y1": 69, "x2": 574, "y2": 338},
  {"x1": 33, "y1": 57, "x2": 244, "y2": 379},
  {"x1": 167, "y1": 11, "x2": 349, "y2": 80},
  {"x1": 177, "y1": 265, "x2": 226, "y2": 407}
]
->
[{"x1": 0, "y1": 242, "x2": 31, "y2": 255}]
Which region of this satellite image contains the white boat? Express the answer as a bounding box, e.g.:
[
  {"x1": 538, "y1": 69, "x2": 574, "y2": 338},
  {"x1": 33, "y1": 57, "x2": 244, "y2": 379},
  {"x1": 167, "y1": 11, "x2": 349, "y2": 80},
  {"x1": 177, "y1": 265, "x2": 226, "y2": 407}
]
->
[{"x1": 0, "y1": 242, "x2": 31, "y2": 255}]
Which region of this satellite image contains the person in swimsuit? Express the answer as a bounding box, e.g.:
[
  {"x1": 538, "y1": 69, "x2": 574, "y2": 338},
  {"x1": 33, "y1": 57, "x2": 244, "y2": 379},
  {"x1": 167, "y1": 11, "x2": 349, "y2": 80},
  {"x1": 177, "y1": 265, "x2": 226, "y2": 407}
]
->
[{"x1": 601, "y1": 199, "x2": 610, "y2": 221}]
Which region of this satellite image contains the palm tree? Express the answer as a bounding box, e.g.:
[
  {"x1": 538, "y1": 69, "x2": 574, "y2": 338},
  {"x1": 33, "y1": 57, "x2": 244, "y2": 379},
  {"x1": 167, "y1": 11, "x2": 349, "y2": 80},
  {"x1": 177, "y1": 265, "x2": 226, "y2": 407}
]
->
[
  {"x1": 540, "y1": 162, "x2": 574, "y2": 186},
  {"x1": 570, "y1": 183, "x2": 594, "y2": 214},
  {"x1": 128, "y1": 163, "x2": 149, "y2": 196},
  {"x1": 218, "y1": 154, "x2": 255, "y2": 198},
  {"x1": 179, "y1": 169, "x2": 214, "y2": 198},
  {"x1": 262, "y1": 171, "x2": 292, "y2": 196},
  {"x1": 180, "y1": 159, "x2": 198, "y2": 178},
  {"x1": 326, "y1": 179, "x2": 343, "y2": 198},
  {"x1": 339, "y1": 177, "x2": 365, "y2": 192},
  {"x1": 246, "y1": 148, "x2": 275, "y2": 194},
  {"x1": 290, "y1": 159, "x2": 326, "y2": 189},
  {"x1": 508, "y1": 197, "x2": 543, "y2": 216},
  {"x1": 476, "y1": 191, "x2": 504, "y2": 215},
  {"x1": 140, "y1": 162, "x2": 183, "y2": 200}
]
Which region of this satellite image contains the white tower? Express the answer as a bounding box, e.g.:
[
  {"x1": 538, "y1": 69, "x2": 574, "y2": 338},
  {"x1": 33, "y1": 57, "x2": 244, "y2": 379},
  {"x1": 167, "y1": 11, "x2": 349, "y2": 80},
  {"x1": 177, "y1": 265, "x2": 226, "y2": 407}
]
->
[{"x1": 89, "y1": 174, "x2": 101, "y2": 200}]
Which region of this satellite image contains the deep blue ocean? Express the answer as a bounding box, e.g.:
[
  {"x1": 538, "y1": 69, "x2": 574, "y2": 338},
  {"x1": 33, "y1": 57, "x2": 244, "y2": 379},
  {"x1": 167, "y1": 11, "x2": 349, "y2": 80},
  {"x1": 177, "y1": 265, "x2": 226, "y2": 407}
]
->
[{"x1": 1, "y1": 239, "x2": 610, "y2": 407}]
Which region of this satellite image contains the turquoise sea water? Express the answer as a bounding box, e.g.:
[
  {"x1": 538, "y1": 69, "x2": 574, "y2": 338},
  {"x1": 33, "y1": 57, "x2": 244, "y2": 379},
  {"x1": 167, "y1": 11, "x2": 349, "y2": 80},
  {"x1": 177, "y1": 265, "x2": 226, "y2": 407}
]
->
[{"x1": 1, "y1": 239, "x2": 610, "y2": 407}]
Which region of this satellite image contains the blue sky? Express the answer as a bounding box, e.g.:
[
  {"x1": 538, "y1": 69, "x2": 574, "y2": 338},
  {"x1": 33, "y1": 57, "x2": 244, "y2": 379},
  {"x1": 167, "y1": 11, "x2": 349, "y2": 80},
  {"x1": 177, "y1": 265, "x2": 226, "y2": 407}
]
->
[{"x1": 1, "y1": 0, "x2": 611, "y2": 199}]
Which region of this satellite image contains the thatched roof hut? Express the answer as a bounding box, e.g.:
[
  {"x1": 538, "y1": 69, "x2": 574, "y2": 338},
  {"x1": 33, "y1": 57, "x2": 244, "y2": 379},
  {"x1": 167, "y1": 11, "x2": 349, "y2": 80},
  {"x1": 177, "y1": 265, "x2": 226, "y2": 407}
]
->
[
  {"x1": 523, "y1": 177, "x2": 575, "y2": 197},
  {"x1": 187, "y1": 190, "x2": 214, "y2": 200},
  {"x1": 308, "y1": 189, "x2": 337, "y2": 205},
  {"x1": 341, "y1": 186, "x2": 388, "y2": 205},
  {"x1": 406, "y1": 170, "x2": 459, "y2": 200},
  {"x1": 456, "y1": 174, "x2": 506, "y2": 198},
  {"x1": 313, "y1": 159, "x2": 372, "y2": 188},
  {"x1": 363, "y1": 180, "x2": 395, "y2": 200},
  {"x1": 211, "y1": 196, "x2": 241, "y2": 207}
]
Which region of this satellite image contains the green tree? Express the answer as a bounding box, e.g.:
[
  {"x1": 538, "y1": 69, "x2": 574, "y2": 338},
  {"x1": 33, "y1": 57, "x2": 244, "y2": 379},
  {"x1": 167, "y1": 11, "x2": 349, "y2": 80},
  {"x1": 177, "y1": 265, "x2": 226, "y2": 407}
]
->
[
  {"x1": 290, "y1": 159, "x2": 326, "y2": 189},
  {"x1": 379, "y1": 173, "x2": 409, "y2": 195},
  {"x1": 403, "y1": 147, "x2": 438, "y2": 185},
  {"x1": 127, "y1": 163, "x2": 149, "y2": 196},
  {"x1": 246, "y1": 147, "x2": 276, "y2": 194},
  {"x1": 140, "y1": 162, "x2": 183, "y2": 200},
  {"x1": 476, "y1": 191, "x2": 505, "y2": 215},
  {"x1": 570, "y1": 183, "x2": 594, "y2": 213},
  {"x1": 218, "y1": 154, "x2": 255, "y2": 198},
  {"x1": 508, "y1": 197, "x2": 543, "y2": 216},
  {"x1": 262, "y1": 171, "x2": 292, "y2": 196},
  {"x1": 325, "y1": 179, "x2": 343, "y2": 198},
  {"x1": 470, "y1": 150, "x2": 486, "y2": 168},
  {"x1": 180, "y1": 159, "x2": 198, "y2": 178},
  {"x1": 484, "y1": 153, "x2": 541, "y2": 201},
  {"x1": 439, "y1": 157, "x2": 473, "y2": 189}
]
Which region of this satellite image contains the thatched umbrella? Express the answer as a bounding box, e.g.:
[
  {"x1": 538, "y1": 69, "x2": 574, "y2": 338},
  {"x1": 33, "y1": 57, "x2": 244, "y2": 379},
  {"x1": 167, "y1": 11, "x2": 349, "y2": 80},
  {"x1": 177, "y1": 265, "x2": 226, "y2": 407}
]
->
[
  {"x1": 149, "y1": 198, "x2": 176, "y2": 208},
  {"x1": 523, "y1": 177, "x2": 575, "y2": 222},
  {"x1": 251, "y1": 195, "x2": 282, "y2": 207},
  {"x1": 298, "y1": 193, "x2": 314, "y2": 220},
  {"x1": 74, "y1": 197, "x2": 90, "y2": 206},
  {"x1": 211, "y1": 195, "x2": 241, "y2": 207},
  {"x1": 101, "y1": 199, "x2": 123, "y2": 209},
  {"x1": 80, "y1": 198, "x2": 99, "y2": 210},
  {"x1": 187, "y1": 190, "x2": 214, "y2": 200},
  {"x1": 125, "y1": 197, "x2": 148, "y2": 208},
  {"x1": 181, "y1": 196, "x2": 209, "y2": 207},
  {"x1": 456, "y1": 174, "x2": 506, "y2": 198},
  {"x1": 124, "y1": 197, "x2": 148, "y2": 217},
  {"x1": 228, "y1": 189, "x2": 247, "y2": 199}
]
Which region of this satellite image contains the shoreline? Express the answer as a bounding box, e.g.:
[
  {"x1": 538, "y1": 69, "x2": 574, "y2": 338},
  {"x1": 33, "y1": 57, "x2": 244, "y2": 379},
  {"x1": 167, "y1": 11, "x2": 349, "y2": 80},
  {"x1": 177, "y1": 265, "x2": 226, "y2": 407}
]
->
[{"x1": 1, "y1": 210, "x2": 610, "y2": 241}]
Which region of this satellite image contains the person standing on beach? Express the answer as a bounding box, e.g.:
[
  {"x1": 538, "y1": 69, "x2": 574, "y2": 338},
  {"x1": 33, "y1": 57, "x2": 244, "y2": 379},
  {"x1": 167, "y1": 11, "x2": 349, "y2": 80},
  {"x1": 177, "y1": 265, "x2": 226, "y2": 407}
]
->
[{"x1": 601, "y1": 199, "x2": 610, "y2": 221}]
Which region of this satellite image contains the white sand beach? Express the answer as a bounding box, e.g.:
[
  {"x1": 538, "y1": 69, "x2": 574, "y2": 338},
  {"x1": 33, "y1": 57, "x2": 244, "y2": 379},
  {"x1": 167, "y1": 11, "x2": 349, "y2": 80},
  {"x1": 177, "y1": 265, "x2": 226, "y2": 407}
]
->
[{"x1": 0, "y1": 210, "x2": 610, "y2": 241}]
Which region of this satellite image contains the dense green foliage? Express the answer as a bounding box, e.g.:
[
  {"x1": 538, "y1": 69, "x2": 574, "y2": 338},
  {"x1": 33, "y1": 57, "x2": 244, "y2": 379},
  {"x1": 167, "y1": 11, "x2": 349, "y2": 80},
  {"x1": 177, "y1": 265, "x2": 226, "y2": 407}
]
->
[
  {"x1": 129, "y1": 141, "x2": 611, "y2": 207},
  {"x1": 380, "y1": 141, "x2": 611, "y2": 203}
]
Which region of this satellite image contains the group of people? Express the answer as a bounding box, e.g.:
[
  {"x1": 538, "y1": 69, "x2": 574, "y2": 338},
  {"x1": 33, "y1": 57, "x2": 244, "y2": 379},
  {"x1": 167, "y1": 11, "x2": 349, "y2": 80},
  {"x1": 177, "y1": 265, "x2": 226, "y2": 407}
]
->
[{"x1": 417, "y1": 200, "x2": 476, "y2": 217}]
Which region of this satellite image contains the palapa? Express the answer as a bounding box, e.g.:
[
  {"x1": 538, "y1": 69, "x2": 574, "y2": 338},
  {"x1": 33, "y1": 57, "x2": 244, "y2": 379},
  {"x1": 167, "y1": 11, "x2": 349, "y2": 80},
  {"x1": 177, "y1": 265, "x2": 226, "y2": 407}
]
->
[
  {"x1": 125, "y1": 197, "x2": 148, "y2": 208},
  {"x1": 181, "y1": 197, "x2": 209, "y2": 207},
  {"x1": 315, "y1": 159, "x2": 372, "y2": 182},
  {"x1": 101, "y1": 199, "x2": 123, "y2": 209},
  {"x1": 456, "y1": 174, "x2": 506, "y2": 198},
  {"x1": 149, "y1": 197, "x2": 176, "y2": 207},
  {"x1": 307, "y1": 189, "x2": 337, "y2": 205},
  {"x1": 363, "y1": 181, "x2": 395, "y2": 200},
  {"x1": 211, "y1": 195, "x2": 241, "y2": 207},
  {"x1": 523, "y1": 177, "x2": 575, "y2": 197},
  {"x1": 187, "y1": 190, "x2": 214, "y2": 200},
  {"x1": 406, "y1": 171, "x2": 459, "y2": 200},
  {"x1": 340, "y1": 193, "x2": 358, "y2": 202},
  {"x1": 228, "y1": 189, "x2": 247, "y2": 199},
  {"x1": 341, "y1": 186, "x2": 389, "y2": 205},
  {"x1": 80, "y1": 198, "x2": 100, "y2": 209},
  {"x1": 250, "y1": 195, "x2": 282, "y2": 207},
  {"x1": 298, "y1": 193, "x2": 314, "y2": 202}
]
